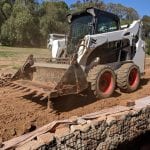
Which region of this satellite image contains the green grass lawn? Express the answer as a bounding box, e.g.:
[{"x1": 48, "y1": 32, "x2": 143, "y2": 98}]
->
[
  {"x1": 0, "y1": 46, "x2": 50, "y2": 72},
  {"x1": 0, "y1": 46, "x2": 50, "y2": 60},
  {"x1": 0, "y1": 51, "x2": 17, "y2": 57}
]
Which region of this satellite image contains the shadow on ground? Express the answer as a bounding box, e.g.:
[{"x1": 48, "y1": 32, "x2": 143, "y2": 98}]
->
[
  {"x1": 140, "y1": 77, "x2": 150, "y2": 86},
  {"x1": 23, "y1": 77, "x2": 150, "y2": 113}
]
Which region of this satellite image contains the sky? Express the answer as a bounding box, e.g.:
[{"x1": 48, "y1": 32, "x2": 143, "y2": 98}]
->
[
  {"x1": 104, "y1": 0, "x2": 150, "y2": 17},
  {"x1": 38, "y1": 0, "x2": 150, "y2": 17}
]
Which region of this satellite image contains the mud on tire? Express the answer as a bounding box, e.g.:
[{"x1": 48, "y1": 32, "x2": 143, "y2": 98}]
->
[
  {"x1": 117, "y1": 63, "x2": 140, "y2": 93},
  {"x1": 87, "y1": 65, "x2": 116, "y2": 99}
]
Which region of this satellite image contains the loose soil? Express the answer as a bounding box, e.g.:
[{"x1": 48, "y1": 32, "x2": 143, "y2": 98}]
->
[{"x1": 0, "y1": 47, "x2": 150, "y2": 142}]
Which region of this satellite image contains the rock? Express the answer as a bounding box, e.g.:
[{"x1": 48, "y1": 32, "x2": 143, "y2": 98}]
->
[
  {"x1": 97, "y1": 116, "x2": 107, "y2": 125},
  {"x1": 69, "y1": 116, "x2": 78, "y2": 123},
  {"x1": 80, "y1": 124, "x2": 90, "y2": 132},
  {"x1": 108, "y1": 125, "x2": 118, "y2": 137},
  {"x1": 132, "y1": 110, "x2": 140, "y2": 116},
  {"x1": 96, "y1": 142, "x2": 108, "y2": 150},
  {"x1": 10, "y1": 128, "x2": 16, "y2": 136},
  {"x1": 70, "y1": 123, "x2": 90, "y2": 133},
  {"x1": 89, "y1": 120, "x2": 99, "y2": 129},
  {"x1": 126, "y1": 101, "x2": 135, "y2": 107},
  {"x1": 60, "y1": 133, "x2": 74, "y2": 142},
  {"x1": 106, "y1": 116, "x2": 116, "y2": 126},
  {"x1": 97, "y1": 116, "x2": 106, "y2": 121},
  {"x1": 77, "y1": 118, "x2": 87, "y2": 125},
  {"x1": 37, "y1": 132, "x2": 54, "y2": 144},
  {"x1": 65, "y1": 133, "x2": 78, "y2": 148},
  {"x1": 16, "y1": 140, "x2": 42, "y2": 150},
  {"x1": 87, "y1": 120, "x2": 92, "y2": 124},
  {"x1": 70, "y1": 125, "x2": 82, "y2": 133},
  {"x1": 55, "y1": 125, "x2": 70, "y2": 138}
]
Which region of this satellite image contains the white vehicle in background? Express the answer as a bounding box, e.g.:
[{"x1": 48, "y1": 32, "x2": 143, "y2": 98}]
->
[
  {"x1": 47, "y1": 34, "x2": 66, "y2": 49},
  {"x1": 47, "y1": 34, "x2": 67, "y2": 58}
]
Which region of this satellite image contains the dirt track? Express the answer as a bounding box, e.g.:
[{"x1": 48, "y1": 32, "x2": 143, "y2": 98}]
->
[{"x1": 0, "y1": 60, "x2": 150, "y2": 142}]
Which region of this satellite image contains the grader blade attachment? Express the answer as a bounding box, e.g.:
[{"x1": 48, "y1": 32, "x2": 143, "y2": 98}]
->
[
  {"x1": 32, "y1": 62, "x2": 88, "y2": 98},
  {"x1": 0, "y1": 55, "x2": 88, "y2": 106},
  {"x1": 0, "y1": 73, "x2": 12, "y2": 87}
]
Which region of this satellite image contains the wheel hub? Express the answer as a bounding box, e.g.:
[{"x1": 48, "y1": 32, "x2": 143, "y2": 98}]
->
[
  {"x1": 129, "y1": 68, "x2": 138, "y2": 87},
  {"x1": 99, "y1": 71, "x2": 113, "y2": 94}
]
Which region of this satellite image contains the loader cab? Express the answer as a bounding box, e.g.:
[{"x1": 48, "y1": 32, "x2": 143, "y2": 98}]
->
[{"x1": 67, "y1": 7, "x2": 120, "y2": 54}]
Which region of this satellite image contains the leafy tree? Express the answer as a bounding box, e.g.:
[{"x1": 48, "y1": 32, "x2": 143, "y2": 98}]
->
[
  {"x1": 143, "y1": 16, "x2": 150, "y2": 55},
  {"x1": 71, "y1": 0, "x2": 105, "y2": 12},
  {"x1": 0, "y1": 0, "x2": 144, "y2": 48},
  {"x1": 1, "y1": 1, "x2": 40, "y2": 46},
  {"x1": 0, "y1": 0, "x2": 13, "y2": 29},
  {"x1": 146, "y1": 39, "x2": 150, "y2": 55},
  {"x1": 143, "y1": 15, "x2": 150, "y2": 38},
  {"x1": 39, "y1": 1, "x2": 69, "y2": 44},
  {"x1": 2, "y1": 2, "x2": 12, "y2": 18},
  {"x1": 106, "y1": 3, "x2": 139, "y2": 24},
  {"x1": 1, "y1": 16, "x2": 15, "y2": 46}
]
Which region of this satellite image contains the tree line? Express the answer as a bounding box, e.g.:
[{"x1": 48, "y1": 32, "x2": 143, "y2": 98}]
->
[
  {"x1": 0, "y1": 0, "x2": 149, "y2": 51},
  {"x1": 143, "y1": 16, "x2": 150, "y2": 54}
]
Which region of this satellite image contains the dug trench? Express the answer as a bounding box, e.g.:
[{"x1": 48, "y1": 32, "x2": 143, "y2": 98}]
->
[{"x1": 0, "y1": 65, "x2": 150, "y2": 142}]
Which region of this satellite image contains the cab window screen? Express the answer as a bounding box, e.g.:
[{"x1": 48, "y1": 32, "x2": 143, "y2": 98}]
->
[
  {"x1": 67, "y1": 14, "x2": 92, "y2": 54},
  {"x1": 97, "y1": 15, "x2": 118, "y2": 33},
  {"x1": 71, "y1": 15, "x2": 92, "y2": 40}
]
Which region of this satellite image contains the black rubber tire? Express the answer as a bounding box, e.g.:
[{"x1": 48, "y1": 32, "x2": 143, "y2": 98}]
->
[
  {"x1": 117, "y1": 63, "x2": 140, "y2": 93},
  {"x1": 87, "y1": 65, "x2": 116, "y2": 99}
]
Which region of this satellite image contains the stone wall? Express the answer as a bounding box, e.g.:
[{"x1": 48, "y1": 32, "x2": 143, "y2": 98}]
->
[
  {"x1": 39, "y1": 106, "x2": 150, "y2": 150},
  {"x1": 2, "y1": 97, "x2": 150, "y2": 150}
]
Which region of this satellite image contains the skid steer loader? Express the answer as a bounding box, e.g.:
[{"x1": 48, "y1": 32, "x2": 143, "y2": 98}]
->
[{"x1": 0, "y1": 7, "x2": 145, "y2": 107}]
